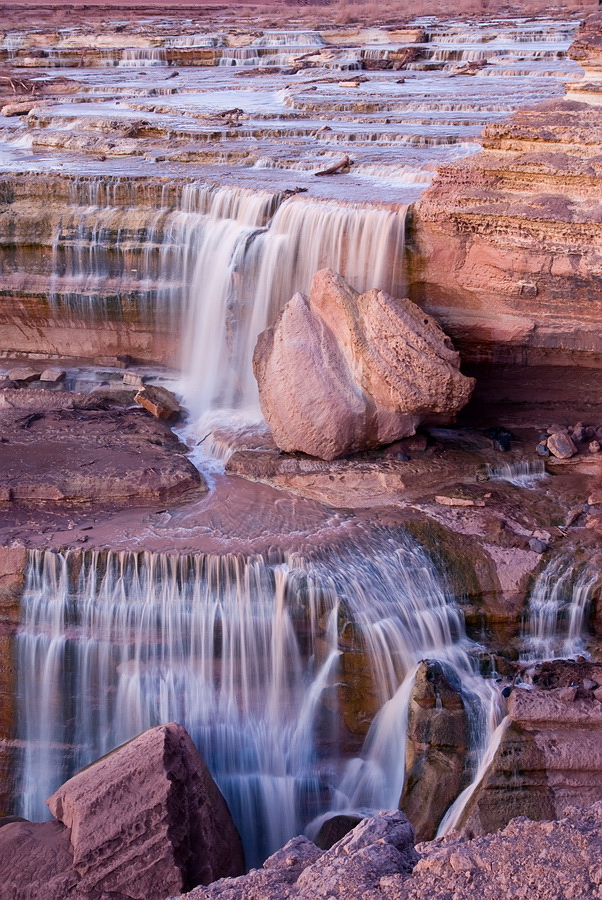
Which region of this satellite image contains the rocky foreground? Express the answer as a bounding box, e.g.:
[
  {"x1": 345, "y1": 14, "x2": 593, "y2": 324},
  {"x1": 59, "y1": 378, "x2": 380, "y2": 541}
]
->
[{"x1": 1, "y1": 715, "x2": 601, "y2": 900}]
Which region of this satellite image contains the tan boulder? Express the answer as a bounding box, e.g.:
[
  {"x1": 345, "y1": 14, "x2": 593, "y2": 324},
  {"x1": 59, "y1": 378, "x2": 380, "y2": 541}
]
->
[
  {"x1": 135, "y1": 384, "x2": 181, "y2": 421},
  {"x1": 253, "y1": 269, "x2": 474, "y2": 461}
]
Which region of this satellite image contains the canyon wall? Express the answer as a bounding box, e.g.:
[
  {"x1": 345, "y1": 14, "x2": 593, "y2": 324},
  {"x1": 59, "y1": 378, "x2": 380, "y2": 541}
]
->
[{"x1": 407, "y1": 13, "x2": 602, "y2": 367}]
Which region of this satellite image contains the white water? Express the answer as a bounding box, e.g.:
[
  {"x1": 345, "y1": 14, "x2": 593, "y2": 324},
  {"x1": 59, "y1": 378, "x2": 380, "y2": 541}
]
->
[
  {"x1": 521, "y1": 557, "x2": 600, "y2": 661},
  {"x1": 16, "y1": 530, "x2": 500, "y2": 866},
  {"x1": 162, "y1": 186, "x2": 407, "y2": 422},
  {"x1": 485, "y1": 460, "x2": 547, "y2": 488}
]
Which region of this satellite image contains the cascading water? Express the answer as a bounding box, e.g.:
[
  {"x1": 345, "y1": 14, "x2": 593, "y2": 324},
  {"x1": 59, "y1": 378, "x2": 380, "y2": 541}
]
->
[
  {"x1": 16, "y1": 528, "x2": 500, "y2": 868},
  {"x1": 162, "y1": 187, "x2": 407, "y2": 422},
  {"x1": 521, "y1": 556, "x2": 600, "y2": 661}
]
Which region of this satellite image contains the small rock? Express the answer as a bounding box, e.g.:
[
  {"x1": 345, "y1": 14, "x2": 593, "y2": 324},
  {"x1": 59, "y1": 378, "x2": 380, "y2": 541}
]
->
[
  {"x1": 93, "y1": 355, "x2": 131, "y2": 369},
  {"x1": 123, "y1": 371, "x2": 145, "y2": 388},
  {"x1": 529, "y1": 537, "x2": 548, "y2": 554},
  {"x1": 39, "y1": 368, "x2": 66, "y2": 383},
  {"x1": 557, "y1": 685, "x2": 578, "y2": 702},
  {"x1": 594, "y1": 687, "x2": 602, "y2": 702},
  {"x1": 589, "y1": 440, "x2": 601, "y2": 454},
  {"x1": 588, "y1": 491, "x2": 602, "y2": 506},
  {"x1": 135, "y1": 385, "x2": 181, "y2": 421},
  {"x1": 583, "y1": 679, "x2": 599, "y2": 692},
  {"x1": 8, "y1": 367, "x2": 40, "y2": 384},
  {"x1": 547, "y1": 424, "x2": 568, "y2": 435},
  {"x1": 435, "y1": 496, "x2": 485, "y2": 508},
  {"x1": 536, "y1": 442, "x2": 550, "y2": 457},
  {"x1": 571, "y1": 423, "x2": 585, "y2": 443},
  {"x1": 547, "y1": 433, "x2": 578, "y2": 459}
]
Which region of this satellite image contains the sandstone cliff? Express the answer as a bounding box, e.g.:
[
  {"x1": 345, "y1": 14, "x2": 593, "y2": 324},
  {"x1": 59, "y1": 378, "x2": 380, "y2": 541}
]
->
[{"x1": 408, "y1": 13, "x2": 602, "y2": 367}]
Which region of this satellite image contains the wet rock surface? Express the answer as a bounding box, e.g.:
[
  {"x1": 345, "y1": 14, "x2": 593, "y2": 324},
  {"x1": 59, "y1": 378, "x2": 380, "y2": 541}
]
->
[
  {"x1": 0, "y1": 389, "x2": 202, "y2": 502},
  {"x1": 253, "y1": 268, "x2": 474, "y2": 459},
  {"x1": 400, "y1": 661, "x2": 469, "y2": 840},
  {"x1": 0, "y1": 723, "x2": 245, "y2": 899},
  {"x1": 458, "y1": 659, "x2": 602, "y2": 836}
]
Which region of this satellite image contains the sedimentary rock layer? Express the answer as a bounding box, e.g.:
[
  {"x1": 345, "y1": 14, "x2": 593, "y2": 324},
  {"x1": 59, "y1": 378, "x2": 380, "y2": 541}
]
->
[
  {"x1": 459, "y1": 658, "x2": 602, "y2": 834},
  {"x1": 408, "y1": 13, "x2": 602, "y2": 366}
]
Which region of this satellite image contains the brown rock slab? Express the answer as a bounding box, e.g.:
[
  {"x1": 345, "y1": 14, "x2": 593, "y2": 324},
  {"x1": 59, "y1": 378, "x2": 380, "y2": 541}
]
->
[
  {"x1": 0, "y1": 723, "x2": 245, "y2": 900},
  {"x1": 135, "y1": 384, "x2": 181, "y2": 421},
  {"x1": 7, "y1": 367, "x2": 39, "y2": 383},
  {"x1": 400, "y1": 660, "x2": 469, "y2": 840},
  {"x1": 456, "y1": 659, "x2": 602, "y2": 837},
  {"x1": 547, "y1": 432, "x2": 578, "y2": 459},
  {"x1": 0, "y1": 397, "x2": 203, "y2": 503},
  {"x1": 40, "y1": 368, "x2": 66, "y2": 383},
  {"x1": 253, "y1": 269, "x2": 474, "y2": 460}
]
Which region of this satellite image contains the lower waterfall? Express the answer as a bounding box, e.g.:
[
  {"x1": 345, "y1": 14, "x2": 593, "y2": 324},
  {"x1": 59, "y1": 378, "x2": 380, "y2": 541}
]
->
[{"x1": 16, "y1": 530, "x2": 499, "y2": 868}]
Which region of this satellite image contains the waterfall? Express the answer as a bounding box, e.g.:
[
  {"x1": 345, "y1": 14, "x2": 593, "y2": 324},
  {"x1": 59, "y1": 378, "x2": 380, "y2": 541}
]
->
[
  {"x1": 16, "y1": 529, "x2": 499, "y2": 867},
  {"x1": 485, "y1": 460, "x2": 547, "y2": 488},
  {"x1": 168, "y1": 189, "x2": 407, "y2": 422},
  {"x1": 521, "y1": 556, "x2": 600, "y2": 661}
]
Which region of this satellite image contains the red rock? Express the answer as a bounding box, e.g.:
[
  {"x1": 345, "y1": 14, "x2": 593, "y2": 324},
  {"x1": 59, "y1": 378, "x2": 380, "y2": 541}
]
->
[
  {"x1": 253, "y1": 269, "x2": 474, "y2": 461},
  {"x1": 0, "y1": 723, "x2": 245, "y2": 900},
  {"x1": 49, "y1": 723, "x2": 244, "y2": 895}
]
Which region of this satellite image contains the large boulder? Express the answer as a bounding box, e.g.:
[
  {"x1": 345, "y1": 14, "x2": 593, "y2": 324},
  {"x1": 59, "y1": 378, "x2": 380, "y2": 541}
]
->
[
  {"x1": 0, "y1": 723, "x2": 245, "y2": 900},
  {"x1": 253, "y1": 269, "x2": 474, "y2": 460}
]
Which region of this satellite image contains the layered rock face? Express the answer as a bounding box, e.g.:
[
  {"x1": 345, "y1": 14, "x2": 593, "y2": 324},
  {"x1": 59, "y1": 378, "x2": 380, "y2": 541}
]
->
[
  {"x1": 408, "y1": 13, "x2": 602, "y2": 366},
  {"x1": 0, "y1": 723, "x2": 245, "y2": 900},
  {"x1": 253, "y1": 269, "x2": 474, "y2": 460},
  {"x1": 458, "y1": 659, "x2": 602, "y2": 835}
]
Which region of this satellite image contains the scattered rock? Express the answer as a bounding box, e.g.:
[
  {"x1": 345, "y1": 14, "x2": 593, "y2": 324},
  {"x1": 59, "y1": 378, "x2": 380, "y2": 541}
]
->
[
  {"x1": 546, "y1": 432, "x2": 578, "y2": 459},
  {"x1": 0, "y1": 723, "x2": 245, "y2": 900},
  {"x1": 7, "y1": 367, "x2": 39, "y2": 384},
  {"x1": 123, "y1": 371, "x2": 146, "y2": 388},
  {"x1": 253, "y1": 269, "x2": 474, "y2": 460},
  {"x1": 589, "y1": 440, "x2": 601, "y2": 453},
  {"x1": 135, "y1": 385, "x2": 181, "y2": 421},
  {"x1": 536, "y1": 441, "x2": 551, "y2": 457},
  {"x1": 528, "y1": 537, "x2": 548, "y2": 554},
  {"x1": 39, "y1": 368, "x2": 66, "y2": 383}
]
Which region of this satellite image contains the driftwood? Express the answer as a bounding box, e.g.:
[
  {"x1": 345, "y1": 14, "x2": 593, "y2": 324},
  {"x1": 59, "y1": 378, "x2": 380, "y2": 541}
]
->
[{"x1": 314, "y1": 155, "x2": 353, "y2": 177}]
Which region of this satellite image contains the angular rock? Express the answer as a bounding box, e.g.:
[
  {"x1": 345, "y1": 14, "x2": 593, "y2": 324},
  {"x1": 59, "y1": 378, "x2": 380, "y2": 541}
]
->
[
  {"x1": 589, "y1": 440, "x2": 601, "y2": 453},
  {"x1": 253, "y1": 269, "x2": 474, "y2": 460},
  {"x1": 135, "y1": 384, "x2": 181, "y2": 421},
  {"x1": 7, "y1": 367, "x2": 39, "y2": 384},
  {"x1": 176, "y1": 811, "x2": 418, "y2": 900},
  {"x1": 40, "y1": 368, "x2": 66, "y2": 383},
  {"x1": 123, "y1": 371, "x2": 146, "y2": 388},
  {"x1": 0, "y1": 723, "x2": 245, "y2": 900},
  {"x1": 49, "y1": 723, "x2": 245, "y2": 894},
  {"x1": 379, "y1": 802, "x2": 602, "y2": 900},
  {"x1": 546, "y1": 432, "x2": 578, "y2": 459}
]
